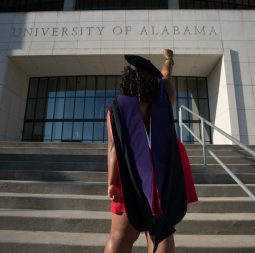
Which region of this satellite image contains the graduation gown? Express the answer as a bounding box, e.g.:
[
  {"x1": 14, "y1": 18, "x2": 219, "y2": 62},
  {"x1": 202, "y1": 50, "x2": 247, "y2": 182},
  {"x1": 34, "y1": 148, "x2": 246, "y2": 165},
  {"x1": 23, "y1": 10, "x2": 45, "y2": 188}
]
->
[{"x1": 109, "y1": 90, "x2": 197, "y2": 252}]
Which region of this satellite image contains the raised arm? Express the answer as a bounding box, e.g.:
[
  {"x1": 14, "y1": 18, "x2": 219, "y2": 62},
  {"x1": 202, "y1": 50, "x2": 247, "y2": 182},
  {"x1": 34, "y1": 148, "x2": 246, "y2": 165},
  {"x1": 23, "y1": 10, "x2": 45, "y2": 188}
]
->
[{"x1": 161, "y1": 49, "x2": 176, "y2": 105}]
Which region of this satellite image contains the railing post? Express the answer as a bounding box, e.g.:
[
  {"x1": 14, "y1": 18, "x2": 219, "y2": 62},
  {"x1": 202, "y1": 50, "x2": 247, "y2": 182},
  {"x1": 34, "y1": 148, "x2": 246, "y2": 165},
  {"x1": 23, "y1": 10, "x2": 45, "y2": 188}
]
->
[
  {"x1": 201, "y1": 119, "x2": 207, "y2": 170},
  {"x1": 179, "y1": 107, "x2": 183, "y2": 143}
]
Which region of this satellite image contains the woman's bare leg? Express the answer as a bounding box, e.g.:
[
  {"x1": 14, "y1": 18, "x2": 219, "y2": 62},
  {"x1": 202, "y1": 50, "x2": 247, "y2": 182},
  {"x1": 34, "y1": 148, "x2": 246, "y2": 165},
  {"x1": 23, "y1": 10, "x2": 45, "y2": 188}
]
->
[
  {"x1": 104, "y1": 213, "x2": 140, "y2": 253},
  {"x1": 145, "y1": 232, "x2": 175, "y2": 253}
]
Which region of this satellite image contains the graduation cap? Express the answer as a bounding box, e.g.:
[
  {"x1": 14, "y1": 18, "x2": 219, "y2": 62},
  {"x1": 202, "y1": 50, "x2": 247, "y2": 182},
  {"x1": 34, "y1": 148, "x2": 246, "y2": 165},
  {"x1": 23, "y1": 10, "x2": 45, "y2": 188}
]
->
[{"x1": 124, "y1": 55, "x2": 163, "y2": 78}]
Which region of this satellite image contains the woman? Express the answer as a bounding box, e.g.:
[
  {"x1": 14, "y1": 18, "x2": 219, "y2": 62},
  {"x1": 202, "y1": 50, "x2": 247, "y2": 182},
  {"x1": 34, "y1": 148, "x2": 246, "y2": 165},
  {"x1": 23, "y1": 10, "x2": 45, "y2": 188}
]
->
[{"x1": 104, "y1": 49, "x2": 197, "y2": 253}]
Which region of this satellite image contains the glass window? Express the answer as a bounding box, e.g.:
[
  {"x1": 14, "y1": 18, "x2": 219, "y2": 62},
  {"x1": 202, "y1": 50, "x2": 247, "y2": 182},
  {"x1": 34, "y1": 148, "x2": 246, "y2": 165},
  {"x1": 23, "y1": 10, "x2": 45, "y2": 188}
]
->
[
  {"x1": 74, "y1": 98, "x2": 85, "y2": 119},
  {"x1": 181, "y1": 123, "x2": 192, "y2": 143},
  {"x1": 23, "y1": 75, "x2": 210, "y2": 144},
  {"x1": 25, "y1": 99, "x2": 36, "y2": 119},
  {"x1": 105, "y1": 97, "x2": 114, "y2": 108},
  {"x1": 199, "y1": 99, "x2": 209, "y2": 119},
  {"x1": 66, "y1": 77, "x2": 76, "y2": 97},
  {"x1": 76, "y1": 77, "x2": 86, "y2": 97},
  {"x1": 205, "y1": 124, "x2": 211, "y2": 143},
  {"x1": 96, "y1": 76, "x2": 106, "y2": 97},
  {"x1": 94, "y1": 98, "x2": 105, "y2": 119},
  {"x1": 75, "y1": 0, "x2": 168, "y2": 10},
  {"x1": 28, "y1": 78, "x2": 38, "y2": 98},
  {"x1": 178, "y1": 98, "x2": 189, "y2": 120},
  {"x1": 106, "y1": 76, "x2": 116, "y2": 96},
  {"x1": 64, "y1": 98, "x2": 75, "y2": 119},
  {"x1": 54, "y1": 98, "x2": 65, "y2": 119},
  {"x1": 0, "y1": 0, "x2": 64, "y2": 12},
  {"x1": 56, "y1": 77, "x2": 66, "y2": 98},
  {"x1": 197, "y1": 78, "x2": 208, "y2": 98},
  {"x1": 83, "y1": 122, "x2": 93, "y2": 141},
  {"x1": 48, "y1": 78, "x2": 57, "y2": 98},
  {"x1": 45, "y1": 98, "x2": 55, "y2": 119},
  {"x1": 116, "y1": 76, "x2": 122, "y2": 96},
  {"x1": 37, "y1": 78, "x2": 48, "y2": 98},
  {"x1": 73, "y1": 122, "x2": 83, "y2": 141},
  {"x1": 52, "y1": 122, "x2": 63, "y2": 140},
  {"x1": 62, "y1": 122, "x2": 73, "y2": 140},
  {"x1": 84, "y1": 98, "x2": 95, "y2": 118},
  {"x1": 190, "y1": 123, "x2": 201, "y2": 143},
  {"x1": 94, "y1": 122, "x2": 104, "y2": 141},
  {"x1": 190, "y1": 98, "x2": 199, "y2": 120},
  {"x1": 35, "y1": 99, "x2": 46, "y2": 119},
  {"x1": 187, "y1": 78, "x2": 198, "y2": 99},
  {"x1": 44, "y1": 122, "x2": 53, "y2": 141},
  {"x1": 179, "y1": 0, "x2": 255, "y2": 9},
  {"x1": 86, "y1": 77, "x2": 96, "y2": 96},
  {"x1": 177, "y1": 77, "x2": 187, "y2": 97},
  {"x1": 33, "y1": 122, "x2": 43, "y2": 140},
  {"x1": 172, "y1": 103, "x2": 177, "y2": 120}
]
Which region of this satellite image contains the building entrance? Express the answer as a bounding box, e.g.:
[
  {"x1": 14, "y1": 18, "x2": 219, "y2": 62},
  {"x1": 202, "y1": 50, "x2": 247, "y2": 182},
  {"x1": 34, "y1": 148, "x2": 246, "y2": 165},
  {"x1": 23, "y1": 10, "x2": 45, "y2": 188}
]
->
[{"x1": 22, "y1": 75, "x2": 211, "y2": 143}]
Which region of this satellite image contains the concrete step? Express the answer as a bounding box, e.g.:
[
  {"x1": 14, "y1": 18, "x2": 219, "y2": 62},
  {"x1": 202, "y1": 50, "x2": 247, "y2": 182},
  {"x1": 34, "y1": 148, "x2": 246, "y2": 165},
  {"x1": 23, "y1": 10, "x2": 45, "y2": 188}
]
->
[
  {"x1": 0, "y1": 163, "x2": 255, "y2": 173},
  {"x1": 192, "y1": 164, "x2": 255, "y2": 173},
  {"x1": 0, "y1": 230, "x2": 254, "y2": 253},
  {"x1": 0, "y1": 153, "x2": 255, "y2": 164},
  {"x1": 0, "y1": 170, "x2": 108, "y2": 181},
  {"x1": 0, "y1": 170, "x2": 254, "y2": 183},
  {"x1": 189, "y1": 156, "x2": 255, "y2": 165},
  {"x1": 0, "y1": 141, "x2": 107, "y2": 149},
  {"x1": 0, "y1": 154, "x2": 107, "y2": 162},
  {"x1": 0, "y1": 147, "x2": 253, "y2": 157},
  {"x1": 0, "y1": 161, "x2": 106, "y2": 171},
  {"x1": 0, "y1": 181, "x2": 255, "y2": 197},
  {"x1": 0, "y1": 155, "x2": 254, "y2": 167},
  {"x1": 0, "y1": 193, "x2": 254, "y2": 213},
  {"x1": 0, "y1": 210, "x2": 254, "y2": 235},
  {"x1": 0, "y1": 141, "x2": 253, "y2": 150},
  {"x1": 184, "y1": 144, "x2": 255, "y2": 151},
  {"x1": 0, "y1": 147, "x2": 107, "y2": 155}
]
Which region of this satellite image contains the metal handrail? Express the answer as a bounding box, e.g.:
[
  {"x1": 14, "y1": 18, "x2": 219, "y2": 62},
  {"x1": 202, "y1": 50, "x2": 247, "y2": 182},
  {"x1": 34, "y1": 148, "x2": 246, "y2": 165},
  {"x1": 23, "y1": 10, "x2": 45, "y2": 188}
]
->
[{"x1": 179, "y1": 105, "x2": 255, "y2": 201}]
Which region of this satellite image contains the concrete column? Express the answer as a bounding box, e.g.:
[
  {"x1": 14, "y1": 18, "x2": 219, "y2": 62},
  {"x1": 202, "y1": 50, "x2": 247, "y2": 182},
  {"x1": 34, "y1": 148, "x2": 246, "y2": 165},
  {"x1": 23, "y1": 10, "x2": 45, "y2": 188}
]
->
[
  {"x1": 63, "y1": 0, "x2": 76, "y2": 11},
  {"x1": 168, "y1": 0, "x2": 179, "y2": 9}
]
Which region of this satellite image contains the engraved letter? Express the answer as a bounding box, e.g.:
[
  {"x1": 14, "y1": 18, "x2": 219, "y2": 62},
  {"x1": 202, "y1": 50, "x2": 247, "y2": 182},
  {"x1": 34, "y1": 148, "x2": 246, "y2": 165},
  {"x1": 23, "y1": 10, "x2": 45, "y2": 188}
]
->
[
  {"x1": 62, "y1": 27, "x2": 68, "y2": 36},
  {"x1": 162, "y1": 26, "x2": 169, "y2": 36},
  {"x1": 42, "y1": 27, "x2": 50, "y2": 36},
  {"x1": 183, "y1": 26, "x2": 191, "y2": 35},
  {"x1": 125, "y1": 26, "x2": 131, "y2": 35},
  {"x1": 52, "y1": 27, "x2": 59, "y2": 36},
  {"x1": 97, "y1": 26, "x2": 104, "y2": 35},
  {"x1": 113, "y1": 26, "x2": 122, "y2": 35},
  {"x1": 151, "y1": 26, "x2": 159, "y2": 36},
  {"x1": 195, "y1": 26, "x2": 205, "y2": 35},
  {"x1": 72, "y1": 27, "x2": 79, "y2": 36},
  {"x1": 86, "y1": 27, "x2": 94, "y2": 36},
  {"x1": 173, "y1": 26, "x2": 180, "y2": 35},
  {"x1": 24, "y1": 28, "x2": 33, "y2": 37},
  {"x1": 35, "y1": 27, "x2": 39, "y2": 37},
  {"x1": 209, "y1": 26, "x2": 217, "y2": 36},
  {"x1": 140, "y1": 26, "x2": 148, "y2": 35},
  {"x1": 12, "y1": 27, "x2": 21, "y2": 37}
]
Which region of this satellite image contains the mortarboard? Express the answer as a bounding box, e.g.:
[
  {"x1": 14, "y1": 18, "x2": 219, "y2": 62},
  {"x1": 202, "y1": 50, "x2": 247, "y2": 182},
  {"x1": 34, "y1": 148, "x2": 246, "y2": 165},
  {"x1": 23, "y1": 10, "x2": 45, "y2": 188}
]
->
[{"x1": 124, "y1": 55, "x2": 163, "y2": 78}]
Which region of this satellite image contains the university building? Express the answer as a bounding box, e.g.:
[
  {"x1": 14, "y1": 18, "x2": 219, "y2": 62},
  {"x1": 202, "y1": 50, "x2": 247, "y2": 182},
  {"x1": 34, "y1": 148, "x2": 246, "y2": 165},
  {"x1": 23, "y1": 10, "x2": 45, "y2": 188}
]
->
[{"x1": 0, "y1": 0, "x2": 255, "y2": 144}]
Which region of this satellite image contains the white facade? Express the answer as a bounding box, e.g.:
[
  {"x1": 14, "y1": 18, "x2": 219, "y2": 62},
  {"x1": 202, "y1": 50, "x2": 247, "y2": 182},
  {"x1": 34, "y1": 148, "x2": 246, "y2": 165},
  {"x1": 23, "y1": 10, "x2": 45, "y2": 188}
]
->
[{"x1": 0, "y1": 10, "x2": 255, "y2": 144}]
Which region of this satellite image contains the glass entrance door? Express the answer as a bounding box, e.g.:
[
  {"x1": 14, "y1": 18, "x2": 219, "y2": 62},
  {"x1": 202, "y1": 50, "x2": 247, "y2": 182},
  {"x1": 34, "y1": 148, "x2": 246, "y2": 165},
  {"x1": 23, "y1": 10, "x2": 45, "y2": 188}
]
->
[{"x1": 22, "y1": 75, "x2": 211, "y2": 143}]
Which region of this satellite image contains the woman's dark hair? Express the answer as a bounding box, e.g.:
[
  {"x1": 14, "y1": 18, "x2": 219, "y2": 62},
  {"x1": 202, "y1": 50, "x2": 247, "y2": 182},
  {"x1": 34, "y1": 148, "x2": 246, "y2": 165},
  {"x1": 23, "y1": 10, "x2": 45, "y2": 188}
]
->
[{"x1": 120, "y1": 66, "x2": 159, "y2": 103}]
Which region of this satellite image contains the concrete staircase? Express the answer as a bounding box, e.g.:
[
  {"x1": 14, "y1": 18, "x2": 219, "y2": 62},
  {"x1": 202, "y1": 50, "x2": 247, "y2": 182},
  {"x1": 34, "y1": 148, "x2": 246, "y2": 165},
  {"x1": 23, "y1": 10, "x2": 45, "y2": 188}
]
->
[{"x1": 0, "y1": 141, "x2": 255, "y2": 253}]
